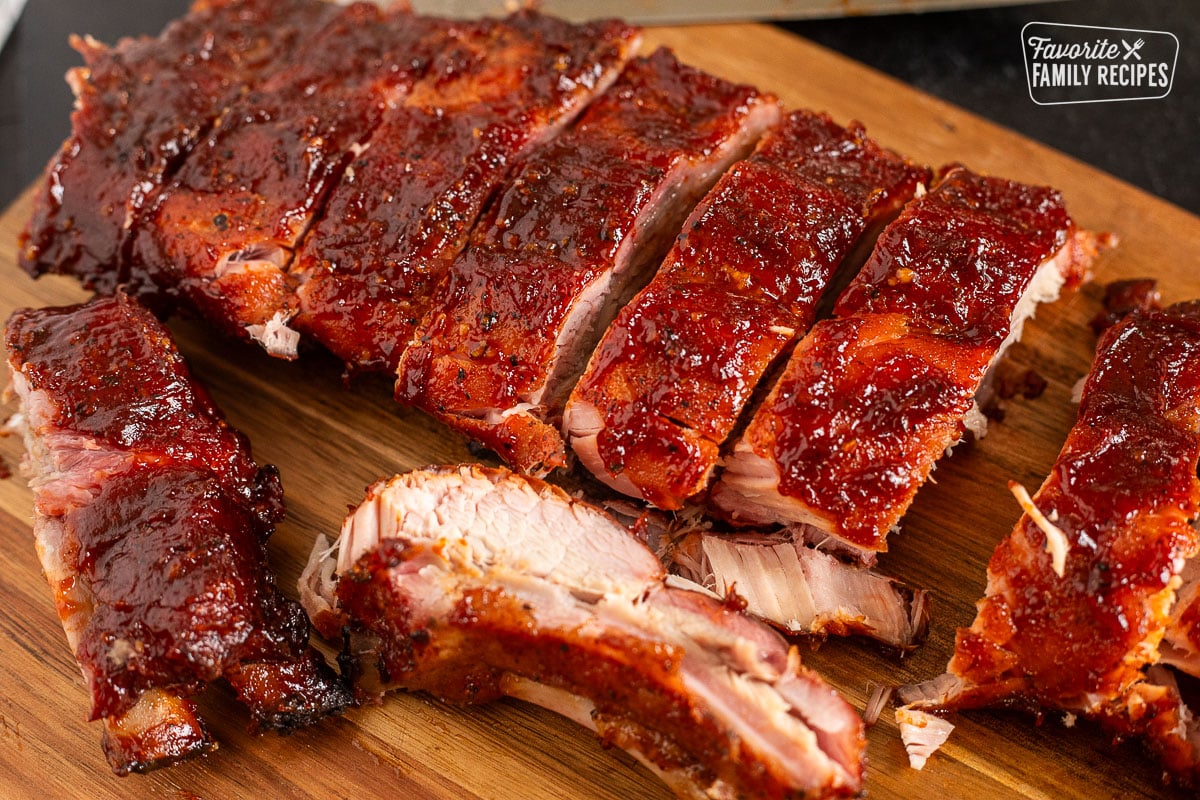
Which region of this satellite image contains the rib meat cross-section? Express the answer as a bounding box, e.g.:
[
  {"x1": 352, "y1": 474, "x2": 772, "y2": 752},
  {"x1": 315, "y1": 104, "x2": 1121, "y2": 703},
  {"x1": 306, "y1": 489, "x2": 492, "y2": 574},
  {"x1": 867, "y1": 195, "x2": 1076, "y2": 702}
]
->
[
  {"x1": 564, "y1": 109, "x2": 928, "y2": 509},
  {"x1": 713, "y1": 165, "x2": 1106, "y2": 555},
  {"x1": 301, "y1": 464, "x2": 865, "y2": 799},
  {"x1": 396, "y1": 49, "x2": 781, "y2": 475},
  {"x1": 4, "y1": 294, "x2": 349, "y2": 774},
  {"x1": 899, "y1": 300, "x2": 1200, "y2": 786}
]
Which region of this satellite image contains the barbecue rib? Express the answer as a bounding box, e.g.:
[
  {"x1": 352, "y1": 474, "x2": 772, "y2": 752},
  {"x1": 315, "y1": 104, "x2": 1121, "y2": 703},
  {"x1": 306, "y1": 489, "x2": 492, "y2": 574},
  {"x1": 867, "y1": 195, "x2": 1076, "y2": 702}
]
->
[
  {"x1": 713, "y1": 166, "x2": 1106, "y2": 555},
  {"x1": 396, "y1": 49, "x2": 781, "y2": 475},
  {"x1": 291, "y1": 12, "x2": 640, "y2": 372},
  {"x1": 301, "y1": 464, "x2": 865, "y2": 799},
  {"x1": 19, "y1": 0, "x2": 344, "y2": 299},
  {"x1": 130, "y1": 2, "x2": 449, "y2": 356},
  {"x1": 4, "y1": 295, "x2": 349, "y2": 774},
  {"x1": 898, "y1": 301, "x2": 1200, "y2": 785},
  {"x1": 564, "y1": 110, "x2": 928, "y2": 509}
]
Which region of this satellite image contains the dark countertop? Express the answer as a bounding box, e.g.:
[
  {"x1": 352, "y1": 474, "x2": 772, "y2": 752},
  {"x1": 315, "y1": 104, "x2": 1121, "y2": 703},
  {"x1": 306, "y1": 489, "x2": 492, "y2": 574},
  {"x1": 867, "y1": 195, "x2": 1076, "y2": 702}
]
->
[{"x1": 0, "y1": 0, "x2": 1194, "y2": 214}]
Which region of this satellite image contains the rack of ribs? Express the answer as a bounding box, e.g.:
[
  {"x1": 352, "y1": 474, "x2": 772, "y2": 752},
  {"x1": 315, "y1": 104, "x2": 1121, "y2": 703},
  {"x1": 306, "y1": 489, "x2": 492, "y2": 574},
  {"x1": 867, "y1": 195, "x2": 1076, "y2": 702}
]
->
[
  {"x1": 563, "y1": 109, "x2": 928, "y2": 509},
  {"x1": 713, "y1": 165, "x2": 1106, "y2": 557},
  {"x1": 290, "y1": 12, "x2": 640, "y2": 372},
  {"x1": 4, "y1": 294, "x2": 349, "y2": 774},
  {"x1": 898, "y1": 300, "x2": 1200, "y2": 786},
  {"x1": 19, "y1": 0, "x2": 345, "y2": 299},
  {"x1": 396, "y1": 48, "x2": 781, "y2": 475},
  {"x1": 129, "y1": 2, "x2": 451, "y2": 356},
  {"x1": 300, "y1": 464, "x2": 865, "y2": 800}
]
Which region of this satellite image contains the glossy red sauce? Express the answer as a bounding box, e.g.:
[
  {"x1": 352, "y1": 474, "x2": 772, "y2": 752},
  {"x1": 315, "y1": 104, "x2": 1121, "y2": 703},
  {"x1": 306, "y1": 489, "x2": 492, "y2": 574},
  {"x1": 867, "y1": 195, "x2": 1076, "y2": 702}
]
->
[
  {"x1": 20, "y1": 0, "x2": 344, "y2": 298},
  {"x1": 7, "y1": 295, "x2": 260, "y2": 489},
  {"x1": 835, "y1": 169, "x2": 1069, "y2": 346},
  {"x1": 293, "y1": 13, "x2": 639, "y2": 372},
  {"x1": 954, "y1": 302, "x2": 1200, "y2": 707},
  {"x1": 397, "y1": 49, "x2": 773, "y2": 471},
  {"x1": 6, "y1": 296, "x2": 346, "y2": 726},
  {"x1": 743, "y1": 167, "x2": 1074, "y2": 548},
  {"x1": 131, "y1": 4, "x2": 438, "y2": 340},
  {"x1": 571, "y1": 110, "x2": 927, "y2": 508}
]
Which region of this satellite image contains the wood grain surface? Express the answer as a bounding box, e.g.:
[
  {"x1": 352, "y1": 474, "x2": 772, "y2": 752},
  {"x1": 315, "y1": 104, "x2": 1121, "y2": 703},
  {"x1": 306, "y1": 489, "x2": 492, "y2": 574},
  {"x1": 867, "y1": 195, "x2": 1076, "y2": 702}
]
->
[{"x1": 1, "y1": 22, "x2": 1197, "y2": 800}]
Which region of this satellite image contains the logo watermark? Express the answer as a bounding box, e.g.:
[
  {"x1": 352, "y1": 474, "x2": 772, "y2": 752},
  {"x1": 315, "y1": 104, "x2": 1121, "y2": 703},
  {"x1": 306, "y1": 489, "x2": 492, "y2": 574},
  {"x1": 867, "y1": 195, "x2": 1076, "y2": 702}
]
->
[{"x1": 1022, "y1": 22, "x2": 1178, "y2": 105}]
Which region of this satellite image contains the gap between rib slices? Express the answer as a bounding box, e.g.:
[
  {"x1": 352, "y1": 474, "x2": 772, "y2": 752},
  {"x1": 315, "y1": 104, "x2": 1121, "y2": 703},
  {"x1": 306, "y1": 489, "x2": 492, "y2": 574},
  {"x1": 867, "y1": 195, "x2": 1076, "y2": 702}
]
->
[
  {"x1": 563, "y1": 109, "x2": 928, "y2": 510},
  {"x1": 712, "y1": 165, "x2": 1109, "y2": 556},
  {"x1": 300, "y1": 464, "x2": 865, "y2": 799},
  {"x1": 898, "y1": 301, "x2": 1200, "y2": 786},
  {"x1": 395, "y1": 49, "x2": 781, "y2": 476},
  {"x1": 290, "y1": 12, "x2": 640, "y2": 373}
]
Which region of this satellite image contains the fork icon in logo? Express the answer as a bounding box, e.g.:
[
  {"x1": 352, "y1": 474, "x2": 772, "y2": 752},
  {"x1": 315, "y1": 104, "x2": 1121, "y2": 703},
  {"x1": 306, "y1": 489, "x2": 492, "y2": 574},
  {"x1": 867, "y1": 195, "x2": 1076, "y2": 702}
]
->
[{"x1": 1122, "y1": 38, "x2": 1146, "y2": 60}]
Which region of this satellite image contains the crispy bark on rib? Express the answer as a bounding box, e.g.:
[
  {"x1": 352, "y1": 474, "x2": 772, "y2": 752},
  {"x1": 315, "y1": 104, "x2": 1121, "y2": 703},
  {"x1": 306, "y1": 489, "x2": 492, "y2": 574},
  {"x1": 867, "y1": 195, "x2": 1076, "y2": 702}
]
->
[
  {"x1": 130, "y1": 3, "x2": 450, "y2": 356},
  {"x1": 396, "y1": 49, "x2": 781, "y2": 475},
  {"x1": 4, "y1": 295, "x2": 349, "y2": 774},
  {"x1": 564, "y1": 110, "x2": 928, "y2": 509},
  {"x1": 291, "y1": 12, "x2": 640, "y2": 373},
  {"x1": 713, "y1": 165, "x2": 1107, "y2": 554},
  {"x1": 19, "y1": 0, "x2": 344, "y2": 298},
  {"x1": 899, "y1": 302, "x2": 1200, "y2": 785},
  {"x1": 302, "y1": 464, "x2": 865, "y2": 799},
  {"x1": 666, "y1": 530, "x2": 929, "y2": 650}
]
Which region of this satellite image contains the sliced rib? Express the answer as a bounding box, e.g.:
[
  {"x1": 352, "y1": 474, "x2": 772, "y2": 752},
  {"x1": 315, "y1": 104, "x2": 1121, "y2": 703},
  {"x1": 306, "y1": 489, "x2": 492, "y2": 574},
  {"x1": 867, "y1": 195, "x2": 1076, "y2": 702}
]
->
[
  {"x1": 898, "y1": 301, "x2": 1200, "y2": 785},
  {"x1": 129, "y1": 3, "x2": 450, "y2": 356},
  {"x1": 5, "y1": 295, "x2": 349, "y2": 774},
  {"x1": 290, "y1": 12, "x2": 640, "y2": 372},
  {"x1": 713, "y1": 165, "x2": 1107, "y2": 555},
  {"x1": 302, "y1": 464, "x2": 864, "y2": 799},
  {"x1": 19, "y1": 0, "x2": 344, "y2": 299},
  {"x1": 666, "y1": 530, "x2": 929, "y2": 650},
  {"x1": 564, "y1": 109, "x2": 927, "y2": 509},
  {"x1": 396, "y1": 49, "x2": 781, "y2": 475}
]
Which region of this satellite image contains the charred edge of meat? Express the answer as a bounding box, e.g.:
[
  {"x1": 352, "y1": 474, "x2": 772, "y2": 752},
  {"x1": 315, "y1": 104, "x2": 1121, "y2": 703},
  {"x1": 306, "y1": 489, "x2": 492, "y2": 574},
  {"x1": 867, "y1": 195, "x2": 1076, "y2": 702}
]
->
[{"x1": 100, "y1": 690, "x2": 215, "y2": 776}]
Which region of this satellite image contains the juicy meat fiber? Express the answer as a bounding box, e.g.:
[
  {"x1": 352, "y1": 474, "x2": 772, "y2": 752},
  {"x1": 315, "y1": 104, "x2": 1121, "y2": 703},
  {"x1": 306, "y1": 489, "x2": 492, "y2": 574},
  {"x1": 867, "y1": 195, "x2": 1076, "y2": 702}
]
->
[
  {"x1": 668, "y1": 530, "x2": 929, "y2": 650},
  {"x1": 302, "y1": 464, "x2": 864, "y2": 799},
  {"x1": 4, "y1": 295, "x2": 349, "y2": 774},
  {"x1": 714, "y1": 165, "x2": 1105, "y2": 553},
  {"x1": 900, "y1": 301, "x2": 1200, "y2": 785},
  {"x1": 396, "y1": 49, "x2": 780, "y2": 475},
  {"x1": 292, "y1": 12, "x2": 640, "y2": 372},
  {"x1": 564, "y1": 109, "x2": 928, "y2": 509}
]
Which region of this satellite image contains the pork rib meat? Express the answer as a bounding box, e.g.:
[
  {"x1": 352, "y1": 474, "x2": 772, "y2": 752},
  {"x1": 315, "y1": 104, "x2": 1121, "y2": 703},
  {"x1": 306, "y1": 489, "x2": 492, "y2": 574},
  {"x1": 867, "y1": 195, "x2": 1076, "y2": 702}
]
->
[
  {"x1": 19, "y1": 0, "x2": 345, "y2": 300},
  {"x1": 291, "y1": 12, "x2": 640, "y2": 372},
  {"x1": 899, "y1": 301, "x2": 1200, "y2": 785},
  {"x1": 564, "y1": 109, "x2": 927, "y2": 509},
  {"x1": 396, "y1": 49, "x2": 781, "y2": 475},
  {"x1": 301, "y1": 464, "x2": 864, "y2": 800},
  {"x1": 713, "y1": 165, "x2": 1106, "y2": 555},
  {"x1": 4, "y1": 294, "x2": 349, "y2": 774}
]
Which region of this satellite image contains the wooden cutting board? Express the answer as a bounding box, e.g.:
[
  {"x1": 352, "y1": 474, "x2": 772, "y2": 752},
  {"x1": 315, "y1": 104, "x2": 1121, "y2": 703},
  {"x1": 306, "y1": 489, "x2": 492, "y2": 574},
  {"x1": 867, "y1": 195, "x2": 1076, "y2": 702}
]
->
[{"x1": 1, "y1": 22, "x2": 1197, "y2": 800}]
